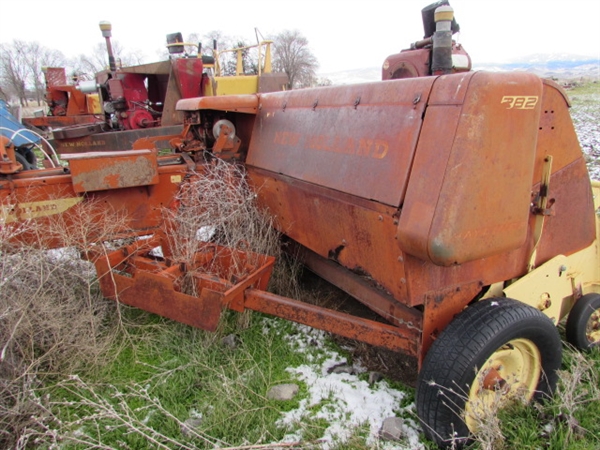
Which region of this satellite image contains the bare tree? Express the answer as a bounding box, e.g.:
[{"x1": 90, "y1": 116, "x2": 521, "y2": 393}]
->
[
  {"x1": 0, "y1": 40, "x2": 67, "y2": 106},
  {"x1": 26, "y1": 42, "x2": 66, "y2": 105},
  {"x1": 0, "y1": 40, "x2": 31, "y2": 106},
  {"x1": 271, "y1": 30, "x2": 318, "y2": 89},
  {"x1": 202, "y1": 30, "x2": 233, "y2": 58},
  {"x1": 72, "y1": 41, "x2": 145, "y2": 79},
  {"x1": 201, "y1": 30, "x2": 238, "y2": 75},
  {"x1": 183, "y1": 32, "x2": 202, "y2": 56}
]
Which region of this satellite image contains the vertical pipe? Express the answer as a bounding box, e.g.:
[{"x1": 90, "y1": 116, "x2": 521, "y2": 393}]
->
[
  {"x1": 99, "y1": 21, "x2": 117, "y2": 75},
  {"x1": 431, "y1": 5, "x2": 454, "y2": 75}
]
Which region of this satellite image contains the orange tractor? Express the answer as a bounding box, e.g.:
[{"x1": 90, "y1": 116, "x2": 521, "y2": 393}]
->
[{"x1": 2, "y1": 1, "x2": 599, "y2": 447}]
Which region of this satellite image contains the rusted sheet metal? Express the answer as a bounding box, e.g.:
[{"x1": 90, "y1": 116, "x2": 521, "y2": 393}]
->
[
  {"x1": 534, "y1": 159, "x2": 596, "y2": 265},
  {"x1": 419, "y1": 282, "x2": 482, "y2": 366},
  {"x1": 1, "y1": 157, "x2": 189, "y2": 245},
  {"x1": 177, "y1": 94, "x2": 259, "y2": 114},
  {"x1": 532, "y1": 79, "x2": 583, "y2": 183},
  {"x1": 398, "y1": 71, "x2": 543, "y2": 266},
  {"x1": 172, "y1": 58, "x2": 205, "y2": 98},
  {"x1": 246, "y1": 78, "x2": 435, "y2": 207},
  {"x1": 63, "y1": 150, "x2": 159, "y2": 192},
  {"x1": 50, "y1": 125, "x2": 183, "y2": 153},
  {"x1": 23, "y1": 115, "x2": 99, "y2": 129},
  {"x1": 93, "y1": 239, "x2": 275, "y2": 331},
  {"x1": 244, "y1": 289, "x2": 419, "y2": 356},
  {"x1": 258, "y1": 73, "x2": 289, "y2": 93},
  {"x1": 248, "y1": 167, "x2": 410, "y2": 302},
  {"x1": 297, "y1": 244, "x2": 422, "y2": 330},
  {"x1": 95, "y1": 254, "x2": 223, "y2": 331}
]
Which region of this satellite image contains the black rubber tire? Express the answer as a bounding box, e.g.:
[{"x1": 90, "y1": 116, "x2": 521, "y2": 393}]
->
[
  {"x1": 566, "y1": 293, "x2": 600, "y2": 351},
  {"x1": 416, "y1": 298, "x2": 562, "y2": 448},
  {"x1": 15, "y1": 150, "x2": 37, "y2": 171}
]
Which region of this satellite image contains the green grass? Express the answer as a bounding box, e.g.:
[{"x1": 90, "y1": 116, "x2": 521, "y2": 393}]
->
[
  {"x1": 497, "y1": 346, "x2": 600, "y2": 450},
  {"x1": 567, "y1": 79, "x2": 600, "y2": 97},
  {"x1": 38, "y1": 306, "x2": 356, "y2": 449}
]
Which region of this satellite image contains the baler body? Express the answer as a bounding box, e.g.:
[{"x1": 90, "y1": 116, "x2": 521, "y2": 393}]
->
[{"x1": 239, "y1": 70, "x2": 597, "y2": 356}]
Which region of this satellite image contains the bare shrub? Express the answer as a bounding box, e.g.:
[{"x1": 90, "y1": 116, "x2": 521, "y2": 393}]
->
[
  {"x1": 162, "y1": 159, "x2": 292, "y2": 296},
  {"x1": 0, "y1": 198, "x2": 129, "y2": 448}
]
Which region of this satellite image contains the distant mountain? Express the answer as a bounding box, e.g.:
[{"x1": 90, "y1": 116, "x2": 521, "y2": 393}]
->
[
  {"x1": 319, "y1": 53, "x2": 599, "y2": 85},
  {"x1": 475, "y1": 53, "x2": 599, "y2": 80}
]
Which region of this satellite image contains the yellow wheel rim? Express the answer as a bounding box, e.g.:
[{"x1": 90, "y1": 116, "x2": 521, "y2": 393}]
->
[
  {"x1": 465, "y1": 338, "x2": 541, "y2": 432},
  {"x1": 586, "y1": 309, "x2": 600, "y2": 344}
]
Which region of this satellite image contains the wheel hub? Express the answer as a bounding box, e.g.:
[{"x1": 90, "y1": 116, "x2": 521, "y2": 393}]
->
[
  {"x1": 586, "y1": 310, "x2": 600, "y2": 344},
  {"x1": 465, "y1": 338, "x2": 541, "y2": 432}
]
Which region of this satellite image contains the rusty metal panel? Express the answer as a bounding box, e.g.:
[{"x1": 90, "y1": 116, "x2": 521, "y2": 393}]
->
[
  {"x1": 395, "y1": 104, "x2": 463, "y2": 262},
  {"x1": 426, "y1": 71, "x2": 472, "y2": 105},
  {"x1": 398, "y1": 71, "x2": 543, "y2": 266},
  {"x1": 419, "y1": 282, "x2": 482, "y2": 366},
  {"x1": 93, "y1": 239, "x2": 275, "y2": 332},
  {"x1": 532, "y1": 79, "x2": 584, "y2": 183},
  {"x1": 535, "y1": 159, "x2": 597, "y2": 265},
  {"x1": 1, "y1": 165, "x2": 187, "y2": 249},
  {"x1": 248, "y1": 168, "x2": 410, "y2": 302},
  {"x1": 22, "y1": 115, "x2": 99, "y2": 129},
  {"x1": 50, "y1": 125, "x2": 183, "y2": 153},
  {"x1": 63, "y1": 150, "x2": 159, "y2": 192},
  {"x1": 246, "y1": 78, "x2": 436, "y2": 207},
  {"x1": 258, "y1": 73, "x2": 289, "y2": 93},
  {"x1": 298, "y1": 244, "x2": 422, "y2": 329},
  {"x1": 45, "y1": 67, "x2": 67, "y2": 86}
]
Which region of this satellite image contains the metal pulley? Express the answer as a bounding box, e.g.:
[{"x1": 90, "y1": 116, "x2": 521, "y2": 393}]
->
[{"x1": 212, "y1": 119, "x2": 236, "y2": 140}]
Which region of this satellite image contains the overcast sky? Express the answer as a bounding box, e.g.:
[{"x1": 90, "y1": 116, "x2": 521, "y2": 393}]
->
[{"x1": 1, "y1": 0, "x2": 599, "y2": 74}]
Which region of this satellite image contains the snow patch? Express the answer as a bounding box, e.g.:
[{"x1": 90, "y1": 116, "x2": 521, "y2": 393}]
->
[{"x1": 271, "y1": 322, "x2": 423, "y2": 449}]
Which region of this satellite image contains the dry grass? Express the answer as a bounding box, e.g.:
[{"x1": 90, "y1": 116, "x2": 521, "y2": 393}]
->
[
  {"x1": 550, "y1": 347, "x2": 599, "y2": 447},
  {"x1": 0, "y1": 159, "x2": 303, "y2": 448},
  {"x1": 0, "y1": 198, "x2": 129, "y2": 448}
]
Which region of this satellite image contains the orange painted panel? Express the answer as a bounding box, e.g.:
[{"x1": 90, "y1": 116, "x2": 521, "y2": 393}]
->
[
  {"x1": 399, "y1": 71, "x2": 543, "y2": 266},
  {"x1": 247, "y1": 78, "x2": 436, "y2": 206}
]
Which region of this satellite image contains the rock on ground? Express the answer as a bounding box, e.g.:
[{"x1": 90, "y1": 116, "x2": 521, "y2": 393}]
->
[{"x1": 267, "y1": 383, "x2": 299, "y2": 401}]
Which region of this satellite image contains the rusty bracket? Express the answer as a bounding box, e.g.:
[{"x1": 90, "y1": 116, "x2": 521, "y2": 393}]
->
[
  {"x1": 91, "y1": 236, "x2": 275, "y2": 331},
  {"x1": 528, "y1": 155, "x2": 554, "y2": 271},
  {"x1": 0, "y1": 137, "x2": 23, "y2": 175},
  {"x1": 531, "y1": 196, "x2": 555, "y2": 216}
]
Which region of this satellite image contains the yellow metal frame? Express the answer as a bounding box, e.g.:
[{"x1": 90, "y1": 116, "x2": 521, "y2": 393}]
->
[{"x1": 213, "y1": 40, "x2": 274, "y2": 77}]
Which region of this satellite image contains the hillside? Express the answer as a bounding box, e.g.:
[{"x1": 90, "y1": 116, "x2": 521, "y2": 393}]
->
[{"x1": 319, "y1": 53, "x2": 599, "y2": 85}]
